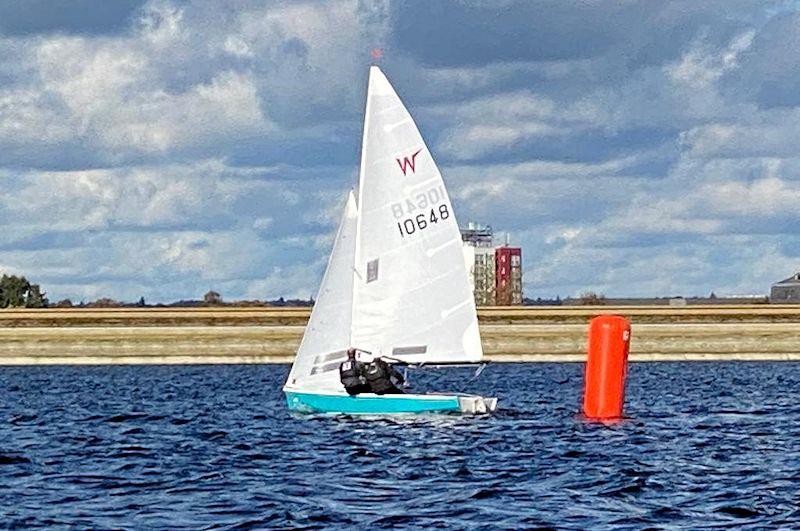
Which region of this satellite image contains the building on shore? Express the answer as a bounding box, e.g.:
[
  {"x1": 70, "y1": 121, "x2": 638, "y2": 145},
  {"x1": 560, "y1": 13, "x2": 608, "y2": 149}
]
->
[
  {"x1": 461, "y1": 223, "x2": 523, "y2": 306},
  {"x1": 462, "y1": 245, "x2": 496, "y2": 306},
  {"x1": 770, "y1": 272, "x2": 800, "y2": 302}
]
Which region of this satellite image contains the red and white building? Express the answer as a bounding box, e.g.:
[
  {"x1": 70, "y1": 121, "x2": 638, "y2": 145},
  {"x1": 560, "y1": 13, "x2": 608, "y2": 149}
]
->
[{"x1": 461, "y1": 223, "x2": 523, "y2": 306}]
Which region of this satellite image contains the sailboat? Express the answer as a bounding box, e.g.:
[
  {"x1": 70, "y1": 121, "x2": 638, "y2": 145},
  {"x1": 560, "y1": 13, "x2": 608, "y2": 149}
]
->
[{"x1": 283, "y1": 66, "x2": 497, "y2": 415}]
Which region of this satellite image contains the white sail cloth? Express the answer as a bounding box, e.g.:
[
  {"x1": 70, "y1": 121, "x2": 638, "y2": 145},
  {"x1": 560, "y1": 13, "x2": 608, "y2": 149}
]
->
[
  {"x1": 350, "y1": 66, "x2": 482, "y2": 364},
  {"x1": 285, "y1": 192, "x2": 357, "y2": 392},
  {"x1": 285, "y1": 66, "x2": 483, "y2": 393}
]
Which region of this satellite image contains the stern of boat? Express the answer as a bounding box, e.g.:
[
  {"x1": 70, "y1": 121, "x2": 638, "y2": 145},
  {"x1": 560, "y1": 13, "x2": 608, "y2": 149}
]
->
[{"x1": 457, "y1": 395, "x2": 498, "y2": 414}]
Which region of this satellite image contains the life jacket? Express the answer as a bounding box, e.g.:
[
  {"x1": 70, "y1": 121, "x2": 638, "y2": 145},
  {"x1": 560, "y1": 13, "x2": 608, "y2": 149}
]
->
[
  {"x1": 339, "y1": 359, "x2": 368, "y2": 395},
  {"x1": 365, "y1": 358, "x2": 405, "y2": 395}
]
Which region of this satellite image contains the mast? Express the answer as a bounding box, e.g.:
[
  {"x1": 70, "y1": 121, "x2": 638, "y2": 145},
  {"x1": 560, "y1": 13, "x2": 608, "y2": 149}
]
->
[{"x1": 351, "y1": 66, "x2": 376, "y2": 347}]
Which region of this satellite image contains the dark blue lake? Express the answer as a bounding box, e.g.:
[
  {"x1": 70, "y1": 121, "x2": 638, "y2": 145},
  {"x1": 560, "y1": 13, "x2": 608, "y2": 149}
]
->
[{"x1": 1, "y1": 362, "x2": 799, "y2": 529}]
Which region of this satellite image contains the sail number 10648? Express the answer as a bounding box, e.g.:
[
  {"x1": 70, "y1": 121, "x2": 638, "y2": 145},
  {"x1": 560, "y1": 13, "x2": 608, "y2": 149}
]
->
[{"x1": 397, "y1": 204, "x2": 450, "y2": 238}]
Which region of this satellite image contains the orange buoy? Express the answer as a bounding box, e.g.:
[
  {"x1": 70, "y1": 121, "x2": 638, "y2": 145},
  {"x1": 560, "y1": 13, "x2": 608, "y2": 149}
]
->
[{"x1": 583, "y1": 315, "x2": 631, "y2": 420}]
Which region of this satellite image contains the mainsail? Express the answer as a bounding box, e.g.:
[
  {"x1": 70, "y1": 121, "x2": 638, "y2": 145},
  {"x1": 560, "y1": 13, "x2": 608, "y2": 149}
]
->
[
  {"x1": 285, "y1": 191, "x2": 357, "y2": 392},
  {"x1": 351, "y1": 66, "x2": 483, "y2": 364}
]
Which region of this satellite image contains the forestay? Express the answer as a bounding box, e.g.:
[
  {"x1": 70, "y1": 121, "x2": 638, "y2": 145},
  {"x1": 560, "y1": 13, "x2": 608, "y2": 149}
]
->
[
  {"x1": 351, "y1": 66, "x2": 483, "y2": 364},
  {"x1": 285, "y1": 192, "x2": 358, "y2": 392}
]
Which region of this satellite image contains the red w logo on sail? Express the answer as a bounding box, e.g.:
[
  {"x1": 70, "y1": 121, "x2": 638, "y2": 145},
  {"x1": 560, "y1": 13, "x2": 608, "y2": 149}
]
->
[{"x1": 396, "y1": 149, "x2": 422, "y2": 176}]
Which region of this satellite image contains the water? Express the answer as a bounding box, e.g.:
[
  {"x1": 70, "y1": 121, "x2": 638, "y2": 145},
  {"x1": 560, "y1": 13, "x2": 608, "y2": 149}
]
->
[{"x1": 1, "y1": 363, "x2": 799, "y2": 529}]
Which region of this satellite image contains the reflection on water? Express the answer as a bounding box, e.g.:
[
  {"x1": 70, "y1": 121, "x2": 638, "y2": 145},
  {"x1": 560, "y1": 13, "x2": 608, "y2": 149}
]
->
[{"x1": 1, "y1": 362, "x2": 799, "y2": 528}]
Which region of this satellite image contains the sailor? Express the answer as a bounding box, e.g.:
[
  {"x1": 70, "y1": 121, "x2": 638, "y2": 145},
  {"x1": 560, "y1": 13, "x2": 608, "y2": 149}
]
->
[
  {"x1": 339, "y1": 348, "x2": 370, "y2": 395},
  {"x1": 365, "y1": 357, "x2": 405, "y2": 395}
]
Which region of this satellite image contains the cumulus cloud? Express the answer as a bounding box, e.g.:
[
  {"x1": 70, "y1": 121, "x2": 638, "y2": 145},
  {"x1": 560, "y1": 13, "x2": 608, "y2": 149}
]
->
[
  {"x1": 0, "y1": 157, "x2": 354, "y2": 301},
  {"x1": 665, "y1": 31, "x2": 755, "y2": 89},
  {"x1": 4, "y1": 161, "x2": 252, "y2": 231},
  {"x1": 679, "y1": 112, "x2": 800, "y2": 159},
  {"x1": 433, "y1": 91, "x2": 609, "y2": 160},
  {"x1": 1, "y1": 0, "x2": 799, "y2": 301},
  {"x1": 503, "y1": 152, "x2": 800, "y2": 297},
  {"x1": 20, "y1": 20, "x2": 270, "y2": 156},
  {"x1": 0, "y1": 0, "x2": 391, "y2": 166}
]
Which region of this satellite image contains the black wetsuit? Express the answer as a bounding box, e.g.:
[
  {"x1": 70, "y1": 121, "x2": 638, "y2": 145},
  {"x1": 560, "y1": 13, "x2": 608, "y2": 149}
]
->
[
  {"x1": 365, "y1": 358, "x2": 405, "y2": 395},
  {"x1": 339, "y1": 358, "x2": 370, "y2": 395}
]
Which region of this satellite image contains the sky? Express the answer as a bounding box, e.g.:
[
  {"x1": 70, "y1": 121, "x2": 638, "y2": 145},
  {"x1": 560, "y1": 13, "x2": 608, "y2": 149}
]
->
[{"x1": 1, "y1": 0, "x2": 799, "y2": 303}]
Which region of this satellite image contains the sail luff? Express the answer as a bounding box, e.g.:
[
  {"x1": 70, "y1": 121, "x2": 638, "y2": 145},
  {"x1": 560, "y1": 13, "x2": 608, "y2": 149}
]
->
[{"x1": 351, "y1": 67, "x2": 376, "y2": 347}]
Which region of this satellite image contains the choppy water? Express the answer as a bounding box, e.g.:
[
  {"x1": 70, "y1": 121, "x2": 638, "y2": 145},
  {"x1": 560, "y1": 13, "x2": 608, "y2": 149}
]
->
[{"x1": 1, "y1": 362, "x2": 799, "y2": 529}]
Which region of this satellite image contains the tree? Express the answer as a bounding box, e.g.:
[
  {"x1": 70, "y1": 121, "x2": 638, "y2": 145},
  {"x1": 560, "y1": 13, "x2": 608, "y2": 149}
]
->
[
  {"x1": 203, "y1": 290, "x2": 222, "y2": 305},
  {"x1": 137, "y1": 296, "x2": 146, "y2": 307},
  {"x1": 0, "y1": 275, "x2": 49, "y2": 308},
  {"x1": 578, "y1": 291, "x2": 606, "y2": 306},
  {"x1": 0, "y1": 275, "x2": 29, "y2": 308},
  {"x1": 89, "y1": 298, "x2": 122, "y2": 308},
  {"x1": 25, "y1": 284, "x2": 48, "y2": 308}
]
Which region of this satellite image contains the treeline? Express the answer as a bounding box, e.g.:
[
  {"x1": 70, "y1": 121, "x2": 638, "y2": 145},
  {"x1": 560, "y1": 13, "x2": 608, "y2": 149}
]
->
[
  {"x1": 0, "y1": 276, "x2": 316, "y2": 309},
  {"x1": 0, "y1": 275, "x2": 48, "y2": 308},
  {"x1": 51, "y1": 291, "x2": 313, "y2": 309},
  {"x1": 523, "y1": 292, "x2": 770, "y2": 306}
]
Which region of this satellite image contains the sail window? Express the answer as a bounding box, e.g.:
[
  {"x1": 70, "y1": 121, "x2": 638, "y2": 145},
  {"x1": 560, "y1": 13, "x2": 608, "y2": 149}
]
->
[
  {"x1": 313, "y1": 350, "x2": 347, "y2": 365},
  {"x1": 392, "y1": 346, "x2": 428, "y2": 356},
  {"x1": 367, "y1": 259, "x2": 379, "y2": 283},
  {"x1": 310, "y1": 361, "x2": 344, "y2": 375}
]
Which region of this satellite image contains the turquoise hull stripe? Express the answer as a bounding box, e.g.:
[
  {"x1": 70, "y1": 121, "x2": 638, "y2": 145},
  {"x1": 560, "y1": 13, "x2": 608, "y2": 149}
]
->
[{"x1": 285, "y1": 391, "x2": 461, "y2": 414}]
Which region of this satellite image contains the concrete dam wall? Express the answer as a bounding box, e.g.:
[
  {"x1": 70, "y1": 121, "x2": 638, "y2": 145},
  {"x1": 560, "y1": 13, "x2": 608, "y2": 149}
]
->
[{"x1": 0, "y1": 306, "x2": 799, "y2": 365}]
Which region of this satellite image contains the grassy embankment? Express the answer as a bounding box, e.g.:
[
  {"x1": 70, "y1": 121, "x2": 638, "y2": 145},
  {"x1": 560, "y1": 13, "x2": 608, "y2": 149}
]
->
[{"x1": 0, "y1": 306, "x2": 798, "y2": 365}]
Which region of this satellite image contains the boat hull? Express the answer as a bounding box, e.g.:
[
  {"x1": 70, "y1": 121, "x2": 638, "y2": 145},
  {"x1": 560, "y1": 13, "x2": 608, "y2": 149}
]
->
[{"x1": 285, "y1": 391, "x2": 496, "y2": 415}]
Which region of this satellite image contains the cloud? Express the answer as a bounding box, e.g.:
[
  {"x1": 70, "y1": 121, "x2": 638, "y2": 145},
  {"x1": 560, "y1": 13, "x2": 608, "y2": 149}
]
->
[
  {"x1": 1, "y1": 0, "x2": 799, "y2": 302},
  {"x1": 0, "y1": 156, "x2": 356, "y2": 302},
  {"x1": 679, "y1": 113, "x2": 800, "y2": 159},
  {"x1": 0, "y1": 0, "x2": 391, "y2": 168},
  {"x1": 0, "y1": 0, "x2": 144, "y2": 36},
  {"x1": 665, "y1": 30, "x2": 755, "y2": 89},
  {"x1": 730, "y1": 11, "x2": 800, "y2": 108},
  {"x1": 32, "y1": 35, "x2": 271, "y2": 155},
  {"x1": 4, "y1": 161, "x2": 245, "y2": 232},
  {"x1": 392, "y1": 1, "x2": 763, "y2": 68},
  {"x1": 433, "y1": 90, "x2": 608, "y2": 160}
]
